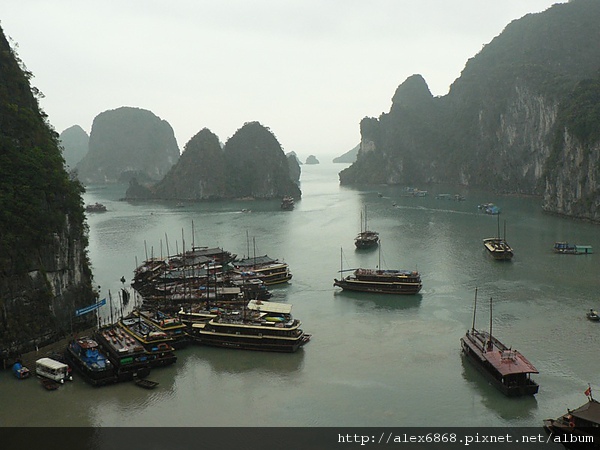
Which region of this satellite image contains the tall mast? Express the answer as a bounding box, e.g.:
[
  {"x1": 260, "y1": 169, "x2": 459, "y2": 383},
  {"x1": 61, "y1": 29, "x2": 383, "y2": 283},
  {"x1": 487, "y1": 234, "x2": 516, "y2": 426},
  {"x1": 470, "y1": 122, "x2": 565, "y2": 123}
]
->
[
  {"x1": 490, "y1": 297, "x2": 492, "y2": 344},
  {"x1": 360, "y1": 209, "x2": 364, "y2": 233},
  {"x1": 497, "y1": 212, "x2": 500, "y2": 239},
  {"x1": 471, "y1": 288, "x2": 478, "y2": 331}
]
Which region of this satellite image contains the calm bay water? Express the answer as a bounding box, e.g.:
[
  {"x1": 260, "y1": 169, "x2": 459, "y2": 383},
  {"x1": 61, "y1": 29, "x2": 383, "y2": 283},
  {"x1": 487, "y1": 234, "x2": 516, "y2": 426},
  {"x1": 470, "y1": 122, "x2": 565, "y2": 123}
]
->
[{"x1": 1, "y1": 162, "x2": 599, "y2": 427}]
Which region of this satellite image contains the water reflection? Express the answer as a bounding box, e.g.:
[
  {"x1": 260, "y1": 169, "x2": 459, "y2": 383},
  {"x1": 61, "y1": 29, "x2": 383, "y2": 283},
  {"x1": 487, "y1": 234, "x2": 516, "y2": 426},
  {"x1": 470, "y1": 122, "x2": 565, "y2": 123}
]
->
[
  {"x1": 460, "y1": 355, "x2": 538, "y2": 421},
  {"x1": 186, "y1": 345, "x2": 305, "y2": 376},
  {"x1": 333, "y1": 290, "x2": 422, "y2": 311}
]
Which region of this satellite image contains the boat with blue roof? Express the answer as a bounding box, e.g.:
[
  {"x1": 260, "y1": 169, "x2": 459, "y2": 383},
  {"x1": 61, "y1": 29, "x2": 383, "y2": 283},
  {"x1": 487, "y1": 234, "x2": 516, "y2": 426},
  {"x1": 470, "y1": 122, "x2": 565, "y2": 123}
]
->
[{"x1": 65, "y1": 336, "x2": 118, "y2": 386}]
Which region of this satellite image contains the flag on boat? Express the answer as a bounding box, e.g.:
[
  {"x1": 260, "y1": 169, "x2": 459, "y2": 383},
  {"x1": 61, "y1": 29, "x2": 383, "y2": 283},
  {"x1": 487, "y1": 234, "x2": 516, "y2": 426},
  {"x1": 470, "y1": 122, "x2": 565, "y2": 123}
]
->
[
  {"x1": 75, "y1": 298, "x2": 106, "y2": 316},
  {"x1": 585, "y1": 386, "x2": 592, "y2": 397}
]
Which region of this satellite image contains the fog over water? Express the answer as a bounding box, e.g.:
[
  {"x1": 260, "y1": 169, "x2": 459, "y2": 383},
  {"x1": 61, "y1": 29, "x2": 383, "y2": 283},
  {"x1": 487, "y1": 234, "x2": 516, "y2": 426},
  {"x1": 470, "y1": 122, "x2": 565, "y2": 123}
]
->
[
  {"x1": 1, "y1": 163, "x2": 598, "y2": 429},
  {"x1": 2, "y1": 1, "x2": 565, "y2": 160}
]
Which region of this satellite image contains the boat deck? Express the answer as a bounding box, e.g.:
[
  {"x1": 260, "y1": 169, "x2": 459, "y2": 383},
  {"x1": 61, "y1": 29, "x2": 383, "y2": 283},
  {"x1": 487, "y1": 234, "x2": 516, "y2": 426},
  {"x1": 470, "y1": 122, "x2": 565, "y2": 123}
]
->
[{"x1": 462, "y1": 329, "x2": 538, "y2": 376}]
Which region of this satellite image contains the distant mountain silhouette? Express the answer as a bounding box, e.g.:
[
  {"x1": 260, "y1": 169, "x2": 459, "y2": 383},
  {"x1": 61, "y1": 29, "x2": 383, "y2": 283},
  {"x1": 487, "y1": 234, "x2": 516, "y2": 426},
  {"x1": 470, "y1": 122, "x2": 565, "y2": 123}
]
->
[
  {"x1": 76, "y1": 106, "x2": 180, "y2": 184},
  {"x1": 126, "y1": 122, "x2": 301, "y2": 200},
  {"x1": 333, "y1": 144, "x2": 358, "y2": 163},
  {"x1": 59, "y1": 125, "x2": 89, "y2": 169}
]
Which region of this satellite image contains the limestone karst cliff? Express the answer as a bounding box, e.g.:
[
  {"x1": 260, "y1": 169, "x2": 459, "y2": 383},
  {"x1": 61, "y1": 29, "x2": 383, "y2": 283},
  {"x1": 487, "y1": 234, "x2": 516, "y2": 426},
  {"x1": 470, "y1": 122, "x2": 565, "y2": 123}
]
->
[
  {"x1": 59, "y1": 124, "x2": 89, "y2": 169},
  {"x1": 0, "y1": 26, "x2": 97, "y2": 356},
  {"x1": 76, "y1": 106, "x2": 180, "y2": 184},
  {"x1": 149, "y1": 128, "x2": 228, "y2": 200},
  {"x1": 340, "y1": 0, "x2": 600, "y2": 221},
  {"x1": 126, "y1": 122, "x2": 301, "y2": 200},
  {"x1": 542, "y1": 76, "x2": 600, "y2": 221},
  {"x1": 287, "y1": 152, "x2": 301, "y2": 186}
]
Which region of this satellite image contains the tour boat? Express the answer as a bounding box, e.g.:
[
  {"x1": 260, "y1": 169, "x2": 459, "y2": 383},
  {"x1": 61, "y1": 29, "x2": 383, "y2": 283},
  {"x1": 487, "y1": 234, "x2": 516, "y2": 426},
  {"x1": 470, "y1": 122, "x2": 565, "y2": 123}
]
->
[
  {"x1": 461, "y1": 290, "x2": 538, "y2": 397},
  {"x1": 189, "y1": 300, "x2": 310, "y2": 352},
  {"x1": 65, "y1": 336, "x2": 118, "y2": 386}
]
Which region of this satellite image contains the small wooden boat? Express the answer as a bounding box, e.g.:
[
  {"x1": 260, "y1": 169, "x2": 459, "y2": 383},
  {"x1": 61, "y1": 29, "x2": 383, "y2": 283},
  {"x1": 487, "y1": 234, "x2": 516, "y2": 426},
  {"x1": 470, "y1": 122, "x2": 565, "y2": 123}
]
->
[
  {"x1": 12, "y1": 361, "x2": 30, "y2": 379},
  {"x1": 280, "y1": 196, "x2": 294, "y2": 210},
  {"x1": 85, "y1": 202, "x2": 107, "y2": 213},
  {"x1": 587, "y1": 309, "x2": 600, "y2": 321},
  {"x1": 554, "y1": 242, "x2": 593, "y2": 255},
  {"x1": 40, "y1": 378, "x2": 60, "y2": 390},
  {"x1": 134, "y1": 377, "x2": 159, "y2": 389}
]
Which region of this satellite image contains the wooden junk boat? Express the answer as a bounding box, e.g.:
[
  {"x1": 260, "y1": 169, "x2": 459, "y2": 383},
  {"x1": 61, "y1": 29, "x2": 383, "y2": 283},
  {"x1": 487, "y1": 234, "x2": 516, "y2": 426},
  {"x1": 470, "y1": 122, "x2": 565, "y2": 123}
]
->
[
  {"x1": 189, "y1": 300, "x2": 310, "y2": 353},
  {"x1": 460, "y1": 290, "x2": 539, "y2": 397},
  {"x1": 543, "y1": 391, "x2": 600, "y2": 447},
  {"x1": 333, "y1": 247, "x2": 422, "y2": 295},
  {"x1": 232, "y1": 255, "x2": 292, "y2": 286},
  {"x1": 483, "y1": 214, "x2": 513, "y2": 261},
  {"x1": 354, "y1": 206, "x2": 379, "y2": 249}
]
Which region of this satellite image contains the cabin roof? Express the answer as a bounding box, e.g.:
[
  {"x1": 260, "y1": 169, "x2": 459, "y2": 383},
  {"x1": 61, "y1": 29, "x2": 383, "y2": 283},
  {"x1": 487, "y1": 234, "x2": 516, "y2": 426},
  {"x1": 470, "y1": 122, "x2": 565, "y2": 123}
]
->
[
  {"x1": 36, "y1": 357, "x2": 68, "y2": 370},
  {"x1": 482, "y1": 349, "x2": 539, "y2": 376},
  {"x1": 235, "y1": 255, "x2": 278, "y2": 267},
  {"x1": 247, "y1": 300, "x2": 292, "y2": 314},
  {"x1": 462, "y1": 331, "x2": 538, "y2": 376},
  {"x1": 571, "y1": 400, "x2": 600, "y2": 424}
]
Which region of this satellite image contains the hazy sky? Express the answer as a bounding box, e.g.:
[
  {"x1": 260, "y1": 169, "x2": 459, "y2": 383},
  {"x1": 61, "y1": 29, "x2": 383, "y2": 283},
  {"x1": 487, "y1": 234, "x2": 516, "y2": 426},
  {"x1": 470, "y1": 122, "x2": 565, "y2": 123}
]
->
[{"x1": 3, "y1": 1, "x2": 564, "y2": 160}]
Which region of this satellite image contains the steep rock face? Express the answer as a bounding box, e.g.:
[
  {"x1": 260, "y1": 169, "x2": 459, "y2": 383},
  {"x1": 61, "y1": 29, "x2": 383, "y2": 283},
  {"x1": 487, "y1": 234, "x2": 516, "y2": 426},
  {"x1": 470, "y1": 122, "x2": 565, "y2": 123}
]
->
[
  {"x1": 339, "y1": 0, "x2": 600, "y2": 219},
  {"x1": 542, "y1": 76, "x2": 600, "y2": 220},
  {"x1": 125, "y1": 122, "x2": 301, "y2": 200},
  {"x1": 76, "y1": 106, "x2": 180, "y2": 184},
  {"x1": 0, "y1": 26, "x2": 96, "y2": 355},
  {"x1": 151, "y1": 128, "x2": 228, "y2": 200},
  {"x1": 224, "y1": 122, "x2": 301, "y2": 199},
  {"x1": 59, "y1": 125, "x2": 89, "y2": 169},
  {"x1": 286, "y1": 153, "x2": 301, "y2": 186},
  {"x1": 543, "y1": 132, "x2": 600, "y2": 220}
]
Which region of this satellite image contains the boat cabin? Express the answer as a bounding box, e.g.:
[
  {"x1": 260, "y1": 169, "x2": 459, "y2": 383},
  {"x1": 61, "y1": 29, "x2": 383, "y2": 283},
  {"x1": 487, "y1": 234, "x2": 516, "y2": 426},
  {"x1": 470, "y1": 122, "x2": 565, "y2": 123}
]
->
[{"x1": 35, "y1": 357, "x2": 71, "y2": 383}]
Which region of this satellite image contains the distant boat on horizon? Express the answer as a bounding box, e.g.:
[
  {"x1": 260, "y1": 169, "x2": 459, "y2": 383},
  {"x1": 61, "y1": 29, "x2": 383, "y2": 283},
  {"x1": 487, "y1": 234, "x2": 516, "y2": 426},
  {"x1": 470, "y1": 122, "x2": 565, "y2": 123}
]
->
[
  {"x1": 354, "y1": 206, "x2": 379, "y2": 249},
  {"x1": 483, "y1": 214, "x2": 513, "y2": 261}
]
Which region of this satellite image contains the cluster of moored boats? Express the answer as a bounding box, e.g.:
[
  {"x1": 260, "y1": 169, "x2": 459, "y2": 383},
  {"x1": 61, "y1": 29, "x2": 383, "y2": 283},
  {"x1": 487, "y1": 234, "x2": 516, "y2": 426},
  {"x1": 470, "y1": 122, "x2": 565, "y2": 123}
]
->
[
  {"x1": 12, "y1": 245, "x2": 310, "y2": 389},
  {"x1": 11, "y1": 201, "x2": 600, "y2": 442},
  {"x1": 17, "y1": 299, "x2": 309, "y2": 390}
]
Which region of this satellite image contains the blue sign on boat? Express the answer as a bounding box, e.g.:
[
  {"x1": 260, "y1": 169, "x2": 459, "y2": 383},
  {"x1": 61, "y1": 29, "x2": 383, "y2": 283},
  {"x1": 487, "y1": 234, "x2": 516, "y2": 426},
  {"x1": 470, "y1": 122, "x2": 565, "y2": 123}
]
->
[{"x1": 75, "y1": 298, "x2": 106, "y2": 317}]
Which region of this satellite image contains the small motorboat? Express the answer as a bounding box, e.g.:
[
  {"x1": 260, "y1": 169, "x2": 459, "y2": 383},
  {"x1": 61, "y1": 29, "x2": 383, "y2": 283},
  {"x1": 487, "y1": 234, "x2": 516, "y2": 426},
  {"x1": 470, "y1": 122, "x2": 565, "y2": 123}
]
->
[
  {"x1": 586, "y1": 309, "x2": 600, "y2": 321},
  {"x1": 40, "y1": 378, "x2": 60, "y2": 390},
  {"x1": 12, "y1": 361, "x2": 30, "y2": 379},
  {"x1": 134, "y1": 377, "x2": 159, "y2": 389}
]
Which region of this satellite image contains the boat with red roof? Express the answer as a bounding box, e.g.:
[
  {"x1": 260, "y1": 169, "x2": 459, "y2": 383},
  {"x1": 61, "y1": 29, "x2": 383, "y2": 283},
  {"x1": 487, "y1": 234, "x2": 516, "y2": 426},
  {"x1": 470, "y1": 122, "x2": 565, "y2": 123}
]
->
[{"x1": 460, "y1": 289, "x2": 539, "y2": 397}]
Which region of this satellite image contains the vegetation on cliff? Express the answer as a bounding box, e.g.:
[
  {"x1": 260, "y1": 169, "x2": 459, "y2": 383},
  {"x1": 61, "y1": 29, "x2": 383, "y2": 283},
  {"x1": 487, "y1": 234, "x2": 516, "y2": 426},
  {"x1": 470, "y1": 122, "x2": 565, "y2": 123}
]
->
[
  {"x1": 151, "y1": 128, "x2": 227, "y2": 200},
  {"x1": 340, "y1": 0, "x2": 600, "y2": 204},
  {"x1": 126, "y1": 122, "x2": 301, "y2": 200},
  {"x1": 76, "y1": 106, "x2": 180, "y2": 184},
  {"x1": 0, "y1": 26, "x2": 96, "y2": 353}
]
